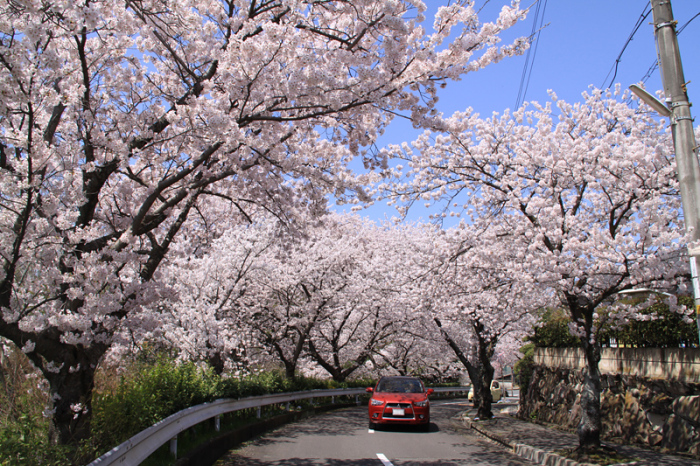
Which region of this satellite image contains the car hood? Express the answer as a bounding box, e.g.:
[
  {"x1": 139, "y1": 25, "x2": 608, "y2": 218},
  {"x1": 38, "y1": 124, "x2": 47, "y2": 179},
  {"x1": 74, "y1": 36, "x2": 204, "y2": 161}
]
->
[{"x1": 371, "y1": 392, "x2": 428, "y2": 403}]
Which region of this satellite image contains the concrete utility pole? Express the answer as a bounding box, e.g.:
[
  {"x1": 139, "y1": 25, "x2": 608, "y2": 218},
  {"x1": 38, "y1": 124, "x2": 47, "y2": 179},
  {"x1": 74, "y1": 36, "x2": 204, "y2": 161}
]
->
[{"x1": 650, "y1": 0, "x2": 700, "y2": 346}]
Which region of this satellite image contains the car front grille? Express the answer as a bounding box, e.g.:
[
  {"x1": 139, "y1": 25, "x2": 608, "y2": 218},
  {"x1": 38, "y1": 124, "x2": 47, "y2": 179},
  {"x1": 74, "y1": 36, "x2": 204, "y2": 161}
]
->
[{"x1": 383, "y1": 403, "x2": 414, "y2": 419}]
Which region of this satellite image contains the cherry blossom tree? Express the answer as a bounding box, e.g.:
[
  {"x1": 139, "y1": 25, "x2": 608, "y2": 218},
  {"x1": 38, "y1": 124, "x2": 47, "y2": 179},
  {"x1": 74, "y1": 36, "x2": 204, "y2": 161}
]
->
[
  {"x1": 371, "y1": 312, "x2": 464, "y2": 382},
  {"x1": 380, "y1": 87, "x2": 688, "y2": 450},
  {"x1": 158, "y1": 220, "x2": 279, "y2": 374},
  {"x1": 0, "y1": 0, "x2": 528, "y2": 448},
  {"x1": 233, "y1": 214, "x2": 408, "y2": 382},
  {"x1": 305, "y1": 281, "x2": 397, "y2": 382},
  {"x1": 242, "y1": 221, "x2": 359, "y2": 380},
  {"x1": 418, "y1": 227, "x2": 544, "y2": 419},
  {"x1": 304, "y1": 217, "x2": 426, "y2": 382},
  {"x1": 159, "y1": 212, "x2": 395, "y2": 380},
  {"x1": 159, "y1": 212, "x2": 462, "y2": 383}
]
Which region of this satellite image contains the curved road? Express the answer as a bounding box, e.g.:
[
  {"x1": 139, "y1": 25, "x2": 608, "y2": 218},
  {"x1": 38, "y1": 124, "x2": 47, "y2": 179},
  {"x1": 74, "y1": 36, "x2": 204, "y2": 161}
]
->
[{"x1": 216, "y1": 399, "x2": 531, "y2": 465}]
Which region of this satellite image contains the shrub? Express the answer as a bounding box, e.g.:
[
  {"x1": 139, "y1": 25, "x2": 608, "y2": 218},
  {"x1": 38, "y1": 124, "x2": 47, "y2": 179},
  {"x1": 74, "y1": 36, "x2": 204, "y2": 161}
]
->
[
  {"x1": 0, "y1": 340, "x2": 73, "y2": 466},
  {"x1": 91, "y1": 358, "x2": 217, "y2": 455},
  {"x1": 514, "y1": 343, "x2": 535, "y2": 393},
  {"x1": 529, "y1": 297, "x2": 698, "y2": 348},
  {"x1": 528, "y1": 309, "x2": 580, "y2": 348},
  {"x1": 0, "y1": 414, "x2": 74, "y2": 466},
  {"x1": 2, "y1": 351, "x2": 379, "y2": 464},
  {"x1": 599, "y1": 296, "x2": 698, "y2": 348}
]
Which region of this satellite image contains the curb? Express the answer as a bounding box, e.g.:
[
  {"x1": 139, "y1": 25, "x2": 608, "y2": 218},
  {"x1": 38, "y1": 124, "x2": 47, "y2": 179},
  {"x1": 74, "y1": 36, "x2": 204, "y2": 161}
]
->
[
  {"x1": 461, "y1": 416, "x2": 513, "y2": 449},
  {"x1": 459, "y1": 415, "x2": 599, "y2": 466},
  {"x1": 513, "y1": 443, "x2": 598, "y2": 466}
]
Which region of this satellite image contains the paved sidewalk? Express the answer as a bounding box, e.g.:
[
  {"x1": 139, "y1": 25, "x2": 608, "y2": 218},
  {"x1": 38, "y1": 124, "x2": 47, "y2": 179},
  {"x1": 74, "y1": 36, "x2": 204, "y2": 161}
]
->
[{"x1": 455, "y1": 405, "x2": 700, "y2": 466}]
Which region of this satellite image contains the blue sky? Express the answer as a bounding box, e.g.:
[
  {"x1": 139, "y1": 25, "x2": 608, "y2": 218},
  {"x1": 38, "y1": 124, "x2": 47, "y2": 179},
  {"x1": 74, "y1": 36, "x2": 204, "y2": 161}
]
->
[{"x1": 334, "y1": 0, "x2": 700, "y2": 225}]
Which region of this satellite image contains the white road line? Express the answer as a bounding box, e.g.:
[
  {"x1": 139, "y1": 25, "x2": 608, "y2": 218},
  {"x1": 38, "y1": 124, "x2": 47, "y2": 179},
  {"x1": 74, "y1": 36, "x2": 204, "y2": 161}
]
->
[{"x1": 376, "y1": 453, "x2": 394, "y2": 466}]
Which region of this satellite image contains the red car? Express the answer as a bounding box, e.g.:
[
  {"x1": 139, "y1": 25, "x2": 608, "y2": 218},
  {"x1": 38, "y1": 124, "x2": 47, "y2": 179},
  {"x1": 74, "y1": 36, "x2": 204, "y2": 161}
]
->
[{"x1": 366, "y1": 376, "x2": 434, "y2": 431}]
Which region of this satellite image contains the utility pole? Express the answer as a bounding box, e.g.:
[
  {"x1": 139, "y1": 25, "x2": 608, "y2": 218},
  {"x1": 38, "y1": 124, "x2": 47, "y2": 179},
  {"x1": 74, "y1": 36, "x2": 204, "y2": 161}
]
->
[{"x1": 650, "y1": 0, "x2": 700, "y2": 346}]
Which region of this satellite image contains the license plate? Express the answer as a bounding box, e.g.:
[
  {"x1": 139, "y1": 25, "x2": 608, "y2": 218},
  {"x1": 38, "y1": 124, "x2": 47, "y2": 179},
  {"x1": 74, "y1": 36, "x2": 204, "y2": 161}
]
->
[{"x1": 392, "y1": 408, "x2": 404, "y2": 416}]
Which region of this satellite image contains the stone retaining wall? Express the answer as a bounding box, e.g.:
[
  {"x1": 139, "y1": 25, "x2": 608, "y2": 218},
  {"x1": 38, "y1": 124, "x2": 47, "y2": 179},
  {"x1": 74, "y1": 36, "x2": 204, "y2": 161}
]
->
[{"x1": 519, "y1": 365, "x2": 700, "y2": 458}]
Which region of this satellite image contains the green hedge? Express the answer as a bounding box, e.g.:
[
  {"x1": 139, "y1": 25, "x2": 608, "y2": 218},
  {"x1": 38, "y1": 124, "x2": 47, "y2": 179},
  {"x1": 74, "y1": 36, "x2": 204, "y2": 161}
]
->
[
  {"x1": 90, "y1": 359, "x2": 218, "y2": 453},
  {"x1": 513, "y1": 343, "x2": 535, "y2": 391},
  {"x1": 529, "y1": 309, "x2": 580, "y2": 348},
  {"x1": 530, "y1": 296, "x2": 698, "y2": 348},
  {"x1": 598, "y1": 296, "x2": 698, "y2": 348}
]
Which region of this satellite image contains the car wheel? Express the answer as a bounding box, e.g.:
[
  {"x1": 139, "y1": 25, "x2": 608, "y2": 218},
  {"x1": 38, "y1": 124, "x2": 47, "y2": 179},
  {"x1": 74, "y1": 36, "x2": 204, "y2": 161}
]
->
[
  {"x1": 369, "y1": 420, "x2": 376, "y2": 430},
  {"x1": 421, "y1": 422, "x2": 430, "y2": 432}
]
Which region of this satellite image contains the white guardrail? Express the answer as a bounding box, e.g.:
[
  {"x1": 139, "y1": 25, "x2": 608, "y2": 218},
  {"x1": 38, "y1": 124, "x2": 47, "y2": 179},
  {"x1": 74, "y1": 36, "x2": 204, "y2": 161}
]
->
[{"x1": 88, "y1": 386, "x2": 470, "y2": 466}]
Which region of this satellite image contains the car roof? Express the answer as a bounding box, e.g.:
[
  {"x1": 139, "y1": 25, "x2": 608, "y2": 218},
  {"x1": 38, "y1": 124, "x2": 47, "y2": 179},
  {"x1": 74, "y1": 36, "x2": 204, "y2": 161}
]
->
[{"x1": 378, "y1": 376, "x2": 422, "y2": 381}]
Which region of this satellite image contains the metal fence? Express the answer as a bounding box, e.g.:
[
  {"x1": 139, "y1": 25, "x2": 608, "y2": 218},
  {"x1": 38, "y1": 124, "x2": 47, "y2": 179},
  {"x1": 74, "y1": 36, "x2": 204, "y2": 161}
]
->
[{"x1": 88, "y1": 386, "x2": 470, "y2": 465}]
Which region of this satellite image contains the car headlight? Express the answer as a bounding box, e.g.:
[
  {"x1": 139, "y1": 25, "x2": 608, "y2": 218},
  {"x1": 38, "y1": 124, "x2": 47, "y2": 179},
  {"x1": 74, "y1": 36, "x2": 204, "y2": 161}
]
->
[
  {"x1": 370, "y1": 399, "x2": 384, "y2": 406},
  {"x1": 414, "y1": 399, "x2": 429, "y2": 407}
]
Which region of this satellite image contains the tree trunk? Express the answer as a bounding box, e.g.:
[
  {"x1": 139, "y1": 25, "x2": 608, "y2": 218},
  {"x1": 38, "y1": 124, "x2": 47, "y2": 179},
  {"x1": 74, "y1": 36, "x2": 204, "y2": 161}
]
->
[
  {"x1": 207, "y1": 351, "x2": 226, "y2": 376},
  {"x1": 472, "y1": 321, "x2": 496, "y2": 420},
  {"x1": 0, "y1": 321, "x2": 107, "y2": 455},
  {"x1": 30, "y1": 341, "x2": 107, "y2": 460},
  {"x1": 45, "y1": 364, "x2": 97, "y2": 447},
  {"x1": 433, "y1": 317, "x2": 494, "y2": 418},
  {"x1": 271, "y1": 339, "x2": 298, "y2": 380},
  {"x1": 474, "y1": 357, "x2": 494, "y2": 420},
  {"x1": 577, "y1": 338, "x2": 602, "y2": 450},
  {"x1": 283, "y1": 359, "x2": 297, "y2": 380},
  {"x1": 567, "y1": 293, "x2": 603, "y2": 451}
]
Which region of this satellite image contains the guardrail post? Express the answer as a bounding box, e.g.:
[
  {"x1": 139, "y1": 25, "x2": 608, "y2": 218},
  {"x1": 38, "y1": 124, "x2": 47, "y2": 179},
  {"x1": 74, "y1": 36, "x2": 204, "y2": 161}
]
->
[
  {"x1": 257, "y1": 406, "x2": 261, "y2": 418},
  {"x1": 215, "y1": 415, "x2": 221, "y2": 432},
  {"x1": 169, "y1": 436, "x2": 177, "y2": 459},
  {"x1": 356, "y1": 395, "x2": 360, "y2": 405},
  {"x1": 331, "y1": 396, "x2": 335, "y2": 404},
  {"x1": 286, "y1": 401, "x2": 290, "y2": 411}
]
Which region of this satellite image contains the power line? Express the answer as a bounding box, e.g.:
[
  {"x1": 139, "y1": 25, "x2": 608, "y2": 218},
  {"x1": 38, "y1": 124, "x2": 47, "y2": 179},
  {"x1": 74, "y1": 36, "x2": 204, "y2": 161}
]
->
[
  {"x1": 514, "y1": 0, "x2": 548, "y2": 109},
  {"x1": 601, "y1": 2, "x2": 652, "y2": 90},
  {"x1": 678, "y1": 11, "x2": 700, "y2": 34},
  {"x1": 640, "y1": 10, "x2": 700, "y2": 85}
]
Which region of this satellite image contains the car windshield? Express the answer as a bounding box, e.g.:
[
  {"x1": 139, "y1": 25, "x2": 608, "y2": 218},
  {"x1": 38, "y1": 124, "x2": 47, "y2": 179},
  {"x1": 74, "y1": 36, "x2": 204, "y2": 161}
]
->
[{"x1": 376, "y1": 378, "x2": 423, "y2": 393}]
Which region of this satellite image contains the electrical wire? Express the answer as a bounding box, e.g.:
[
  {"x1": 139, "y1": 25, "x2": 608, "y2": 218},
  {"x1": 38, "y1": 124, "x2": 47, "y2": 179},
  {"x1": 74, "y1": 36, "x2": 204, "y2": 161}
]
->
[
  {"x1": 640, "y1": 11, "x2": 700, "y2": 86},
  {"x1": 601, "y1": 2, "x2": 652, "y2": 90},
  {"x1": 514, "y1": 0, "x2": 548, "y2": 109}
]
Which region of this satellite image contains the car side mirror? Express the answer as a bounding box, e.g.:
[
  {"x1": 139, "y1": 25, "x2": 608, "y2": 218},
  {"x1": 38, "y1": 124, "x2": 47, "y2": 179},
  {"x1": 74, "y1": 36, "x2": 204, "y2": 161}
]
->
[
  {"x1": 426, "y1": 388, "x2": 434, "y2": 395},
  {"x1": 366, "y1": 387, "x2": 373, "y2": 393}
]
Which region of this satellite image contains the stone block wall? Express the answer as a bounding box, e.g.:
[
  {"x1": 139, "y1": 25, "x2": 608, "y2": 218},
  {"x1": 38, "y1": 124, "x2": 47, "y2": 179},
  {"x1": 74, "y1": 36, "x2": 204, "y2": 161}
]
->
[{"x1": 519, "y1": 365, "x2": 700, "y2": 458}]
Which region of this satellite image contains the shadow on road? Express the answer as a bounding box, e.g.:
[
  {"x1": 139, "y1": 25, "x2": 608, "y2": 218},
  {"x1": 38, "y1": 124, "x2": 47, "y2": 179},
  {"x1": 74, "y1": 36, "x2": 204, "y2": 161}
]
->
[
  {"x1": 371, "y1": 422, "x2": 439, "y2": 433},
  {"x1": 259, "y1": 408, "x2": 368, "y2": 440},
  {"x1": 216, "y1": 456, "x2": 527, "y2": 466}
]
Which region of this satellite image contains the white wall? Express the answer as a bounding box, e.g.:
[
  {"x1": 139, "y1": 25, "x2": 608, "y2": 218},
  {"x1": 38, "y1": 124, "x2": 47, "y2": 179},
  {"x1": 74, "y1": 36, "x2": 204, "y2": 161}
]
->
[{"x1": 533, "y1": 347, "x2": 700, "y2": 383}]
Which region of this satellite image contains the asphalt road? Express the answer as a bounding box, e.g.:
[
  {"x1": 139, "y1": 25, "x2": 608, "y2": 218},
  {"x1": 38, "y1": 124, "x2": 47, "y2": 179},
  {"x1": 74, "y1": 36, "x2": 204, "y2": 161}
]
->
[{"x1": 215, "y1": 399, "x2": 531, "y2": 466}]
